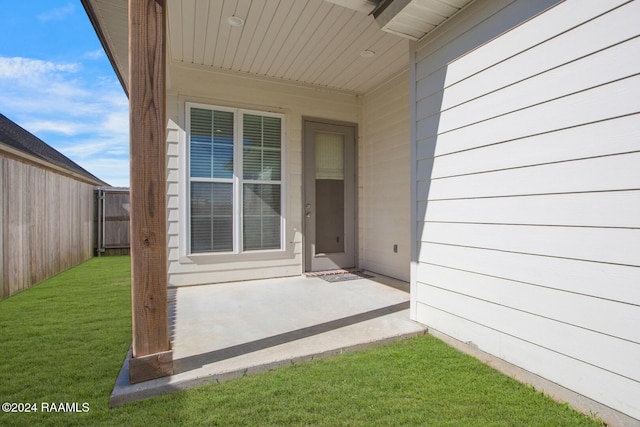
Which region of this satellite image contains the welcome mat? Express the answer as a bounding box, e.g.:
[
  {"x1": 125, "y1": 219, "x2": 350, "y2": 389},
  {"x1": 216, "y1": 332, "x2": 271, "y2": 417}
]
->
[{"x1": 308, "y1": 270, "x2": 375, "y2": 283}]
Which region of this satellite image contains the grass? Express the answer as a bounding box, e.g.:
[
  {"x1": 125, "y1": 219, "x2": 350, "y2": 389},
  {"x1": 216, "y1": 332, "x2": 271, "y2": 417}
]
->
[{"x1": 0, "y1": 256, "x2": 604, "y2": 426}]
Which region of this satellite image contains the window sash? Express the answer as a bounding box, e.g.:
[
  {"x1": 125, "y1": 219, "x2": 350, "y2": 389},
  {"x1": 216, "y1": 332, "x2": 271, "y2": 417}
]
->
[
  {"x1": 187, "y1": 104, "x2": 283, "y2": 255},
  {"x1": 190, "y1": 181, "x2": 233, "y2": 253},
  {"x1": 190, "y1": 108, "x2": 234, "y2": 179},
  {"x1": 243, "y1": 114, "x2": 282, "y2": 181},
  {"x1": 243, "y1": 183, "x2": 281, "y2": 251}
]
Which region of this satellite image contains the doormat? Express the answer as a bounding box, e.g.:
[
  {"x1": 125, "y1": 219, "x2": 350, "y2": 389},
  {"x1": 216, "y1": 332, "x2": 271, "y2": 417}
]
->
[{"x1": 315, "y1": 270, "x2": 374, "y2": 283}]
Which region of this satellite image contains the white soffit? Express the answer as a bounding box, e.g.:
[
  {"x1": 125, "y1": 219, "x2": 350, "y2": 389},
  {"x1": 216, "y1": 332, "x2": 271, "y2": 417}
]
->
[
  {"x1": 84, "y1": 0, "x2": 128, "y2": 90},
  {"x1": 167, "y1": 0, "x2": 410, "y2": 94},
  {"x1": 86, "y1": 0, "x2": 413, "y2": 94},
  {"x1": 324, "y1": 0, "x2": 380, "y2": 14},
  {"x1": 375, "y1": 0, "x2": 474, "y2": 40}
]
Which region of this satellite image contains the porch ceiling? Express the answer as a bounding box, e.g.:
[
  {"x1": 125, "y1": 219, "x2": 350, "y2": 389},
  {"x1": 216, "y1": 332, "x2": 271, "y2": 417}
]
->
[
  {"x1": 167, "y1": 0, "x2": 409, "y2": 94},
  {"x1": 86, "y1": 0, "x2": 410, "y2": 94},
  {"x1": 84, "y1": 0, "x2": 473, "y2": 95}
]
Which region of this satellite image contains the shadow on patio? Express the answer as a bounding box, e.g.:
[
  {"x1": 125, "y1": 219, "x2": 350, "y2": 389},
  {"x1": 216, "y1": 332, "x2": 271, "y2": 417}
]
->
[{"x1": 111, "y1": 272, "x2": 426, "y2": 406}]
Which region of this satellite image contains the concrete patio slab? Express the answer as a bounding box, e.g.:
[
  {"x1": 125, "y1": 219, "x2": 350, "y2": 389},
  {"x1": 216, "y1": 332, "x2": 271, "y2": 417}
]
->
[{"x1": 110, "y1": 272, "x2": 427, "y2": 406}]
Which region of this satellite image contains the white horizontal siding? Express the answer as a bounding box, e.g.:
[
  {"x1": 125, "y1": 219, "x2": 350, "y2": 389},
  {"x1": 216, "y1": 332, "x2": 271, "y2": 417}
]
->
[
  {"x1": 417, "y1": 242, "x2": 640, "y2": 305},
  {"x1": 166, "y1": 118, "x2": 180, "y2": 266},
  {"x1": 416, "y1": 263, "x2": 639, "y2": 344},
  {"x1": 167, "y1": 249, "x2": 303, "y2": 284},
  {"x1": 167, "y1": 64, "x2": 359, "y2": 286},
  {"x1": 420, "y1": 151, "x2": 640, "y2": 200},
  {"x1": 360, "y1": 71, "x2": 410, "y2": 281},
  {"x1": 414, "y1": 0, "x2": 559, "y2": 80},
  {"x1": 436, "y1": 0, "x2": 632, "y2": 89},
  {"x1": 420, "y1": 190, "x2": 640, "y2": 228},
  {"x1": 417, "y1": 75, "x2": 640, "y2": 152},
  {"x1": 421, "y1": 114, "x2": 640, "y2": 176},
  {"x1": 433, "y1": 36, "x2": 640, "y2": 133},
  {"x1": 417, "y1": 0, "x2": 638, "y2": 106},
  {"x1": 411, "y1": 0, "x2": 640, "y2": 420},
  {"x1": 418, "y1": 222, "x2": 640, "y2": 266},
  {"x1": 417, "y1": 283, "x2": 640, "y2": 380}
]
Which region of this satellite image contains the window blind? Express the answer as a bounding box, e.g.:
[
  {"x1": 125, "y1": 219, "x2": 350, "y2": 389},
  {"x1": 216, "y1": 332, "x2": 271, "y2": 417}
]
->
[
  {"x1": 188, "y1": 105, "x2": 283, "y2": 254},
  {"x1": 190, "y1": 182, "x2": 233, "y2": 253},
  {"x1": 315, "y1": 132, "x2": 344, "y2": 180}
]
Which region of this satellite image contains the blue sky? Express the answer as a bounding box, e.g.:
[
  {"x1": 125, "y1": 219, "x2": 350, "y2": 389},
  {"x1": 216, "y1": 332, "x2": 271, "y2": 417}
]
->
[{"x1": 0, "y1": 1, "x2": 129, "y2": 187}]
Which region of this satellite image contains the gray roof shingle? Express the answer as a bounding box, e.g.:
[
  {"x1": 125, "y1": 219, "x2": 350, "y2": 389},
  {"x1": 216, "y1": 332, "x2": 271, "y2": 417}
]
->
[{"x1": 0, "y1": 113, "x2": 107, "y2": 185}]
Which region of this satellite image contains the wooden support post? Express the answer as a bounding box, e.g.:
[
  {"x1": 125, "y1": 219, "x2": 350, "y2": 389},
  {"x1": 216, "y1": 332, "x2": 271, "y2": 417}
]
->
[{"x1": 128, "y1": 0, "x2": 173, "y2": 383}]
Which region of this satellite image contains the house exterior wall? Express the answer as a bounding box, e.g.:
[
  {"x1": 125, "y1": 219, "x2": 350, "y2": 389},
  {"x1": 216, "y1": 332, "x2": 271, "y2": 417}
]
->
[
  {"x1": 0, "y1": 155, "x2": 95, "y2": 299},
  {"x1": 360, "y1": 70, "x2": 410, "y2": 281},
  {"x1": 166, "y1": 63, "x2": 360, "y2": 286},
  {"x1": 411, "y1": 0, "x2": 640, "y2": 420}
]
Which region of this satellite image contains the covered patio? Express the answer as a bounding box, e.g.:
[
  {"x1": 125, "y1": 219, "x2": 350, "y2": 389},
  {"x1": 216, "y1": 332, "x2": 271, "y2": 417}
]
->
[
  {"x1": 84, "y1": 0, "x2": 640, "y2": 422},
  {"x1": 110, "y1": 272, "x2": 426, "y2": 405},
  {"x1": 82, "y1": 0, "x2": 424, "y2": 386}
]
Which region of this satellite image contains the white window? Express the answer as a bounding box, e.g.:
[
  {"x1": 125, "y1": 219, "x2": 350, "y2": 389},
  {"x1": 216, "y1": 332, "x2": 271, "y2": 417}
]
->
[{"x1": 187, "y1": 103, "x2": 283, "y2": 254}]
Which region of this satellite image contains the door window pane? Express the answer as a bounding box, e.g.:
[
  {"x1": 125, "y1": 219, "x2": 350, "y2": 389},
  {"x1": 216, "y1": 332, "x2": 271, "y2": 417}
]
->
[
  {"x1": 315, "y1": 133, "x2": 344, "y2": 180},
  {"x1": 315, "y1": 132, "x2": 344, "y2": 253}
]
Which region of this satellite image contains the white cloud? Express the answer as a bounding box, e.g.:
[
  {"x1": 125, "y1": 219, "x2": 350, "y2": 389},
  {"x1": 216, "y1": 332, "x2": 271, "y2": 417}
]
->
[
  {"x1": 37, "y1": 3, "x2": 75, "y2": 21},
  {"x1": 0, "y1": 55, "x2": 129, "y2": 186},
  {"x1": 84, "y1": 49, "x2": 105, "y2": 60},
  {"x1": 60, "y1": 133, "x2": 127, "y2": 158},
  {"x1": 22, "y1": 120, "x2": 79, "y2": 136},
  {"x1": 0, "y1": 57, "x2": 78, "y2": 79},
  {"x1": 103, "y1": 109, "x2": 129, "y2": 131}
]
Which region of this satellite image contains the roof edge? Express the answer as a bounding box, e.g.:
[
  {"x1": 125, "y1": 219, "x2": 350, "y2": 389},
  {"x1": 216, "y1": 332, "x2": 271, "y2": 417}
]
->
[
  {"x1": 1, "y1": 142, "x2": 108, "y2": 187},
  {"x1": 81, "y1": 0, "x2": 129, "y2": 97}
]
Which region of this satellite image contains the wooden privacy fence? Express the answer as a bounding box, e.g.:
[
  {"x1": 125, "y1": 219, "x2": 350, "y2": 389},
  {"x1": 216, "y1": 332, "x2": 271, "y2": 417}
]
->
[
  {"x1": 1, "y1": 157, "x2": 96, "y2": 299},
  {"x1": 96, "y1": 187, "x2": 130, "y2": 256}
]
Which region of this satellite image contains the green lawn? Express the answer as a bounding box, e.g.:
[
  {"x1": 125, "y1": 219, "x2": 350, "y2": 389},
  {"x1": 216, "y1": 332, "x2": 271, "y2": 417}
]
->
[{"x1": 0, "y1": 257, "x2": 603, "y2": 426}]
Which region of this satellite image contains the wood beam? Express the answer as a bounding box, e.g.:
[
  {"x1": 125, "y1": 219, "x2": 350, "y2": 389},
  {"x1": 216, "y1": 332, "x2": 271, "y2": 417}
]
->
[{"x1": 128, "y1": 0, "x2": 172, "y2": 383}]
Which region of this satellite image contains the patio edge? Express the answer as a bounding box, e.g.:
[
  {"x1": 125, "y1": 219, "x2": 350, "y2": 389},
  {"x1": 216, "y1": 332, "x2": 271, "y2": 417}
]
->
[{"x1": 109, "y1": 329, "x2": 427, "y2": 407}]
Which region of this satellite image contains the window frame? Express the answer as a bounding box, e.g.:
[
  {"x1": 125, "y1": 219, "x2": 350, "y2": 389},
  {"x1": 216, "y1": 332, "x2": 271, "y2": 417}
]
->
[{"x1": 185, "y1": 102, "x2": 285, "y2": 256}]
